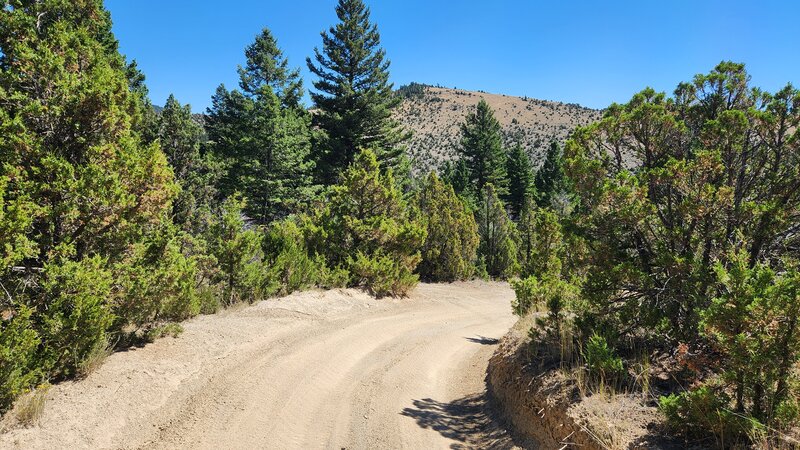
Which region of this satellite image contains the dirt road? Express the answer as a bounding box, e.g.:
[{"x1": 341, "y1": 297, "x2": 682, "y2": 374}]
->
[{"x1": 1, "y1": 282, "x2": 519, "y2": 449}]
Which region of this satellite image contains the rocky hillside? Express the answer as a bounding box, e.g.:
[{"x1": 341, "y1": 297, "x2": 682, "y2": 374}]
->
[{"x1": 394, "y1": 84, "x2": 603, "y2": 174}]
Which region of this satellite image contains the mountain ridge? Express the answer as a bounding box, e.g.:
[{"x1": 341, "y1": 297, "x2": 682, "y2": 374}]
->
[{"x1": 393, "y1": 83, "x2": 603, "y2": 174}]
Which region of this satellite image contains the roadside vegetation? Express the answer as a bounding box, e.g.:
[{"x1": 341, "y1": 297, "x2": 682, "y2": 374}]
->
[
  {"x1": 1, "y1": 0, "x2": 797, "y2": 447},
  {"x1": 510, "y1": 62, "x2": 800, "y2": 448},
  {"x1": 0, "y1": 0, "x2": 523, "y2": 415}
]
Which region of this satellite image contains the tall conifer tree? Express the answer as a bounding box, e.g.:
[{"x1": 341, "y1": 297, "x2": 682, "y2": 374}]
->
[
  {"x1": 505, "y1": 142, "x2": 535, "y2": 218},
  {"x1": 416, "y1": 173, "x2": 479, "y2": 281},
  {"x1": 0, "y1": 0, "x2": 179, "y2": 402},
  {"x1": 306, "y1": 0, "x2": 408, "y2": 183},
  {"x1": 459, "y1": 99, "x2": 508, "y2": 196},
  {"x1": 206, "y1": 28, "x2": 316, "y2": 223},
  {"x1": 476, "y1": 184, "x2": 518, "y2": 279},
  {"x1": 158, "y1": 95, "x2": 220, "y2": 230},
  {"x1": 534, "y1": 140, "x2": 567, "y2": 209}
]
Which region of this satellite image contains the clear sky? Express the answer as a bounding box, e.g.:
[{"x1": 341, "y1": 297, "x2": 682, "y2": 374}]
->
[{"x1": 105, "y1": 0, "x2": 800, "y2": 113}]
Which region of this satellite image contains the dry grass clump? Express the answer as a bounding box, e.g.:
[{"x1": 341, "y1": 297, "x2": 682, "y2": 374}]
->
[
  {"x1": 78, "y1": 339, "x2": 115, "y2": 378},
  {"x1": 13, "y1": 384, "x2": 50, "y2": 427}
]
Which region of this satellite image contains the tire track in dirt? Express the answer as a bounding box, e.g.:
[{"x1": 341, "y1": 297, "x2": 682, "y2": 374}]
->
[{"x1": 0, "y1": 282, "x2": 519, "y2": 450}]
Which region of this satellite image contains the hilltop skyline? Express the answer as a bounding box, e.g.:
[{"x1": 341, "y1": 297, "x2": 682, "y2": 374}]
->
[{"x1": 106, "y1": 0, "x2": 800, "y2": 112}]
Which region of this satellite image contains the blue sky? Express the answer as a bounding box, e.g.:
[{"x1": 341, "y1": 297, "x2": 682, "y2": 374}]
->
[{"x1": 106, "y1": 0, "x2": 800, "y2": 113}]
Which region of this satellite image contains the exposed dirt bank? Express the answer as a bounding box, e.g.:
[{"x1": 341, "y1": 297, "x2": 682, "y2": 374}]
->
[
  {"x1": 487, "y1": 321, "x2": 670, "y2": 450},
  {"x1": 1, "y1": 282, "x2": 520, "y2": 450}
]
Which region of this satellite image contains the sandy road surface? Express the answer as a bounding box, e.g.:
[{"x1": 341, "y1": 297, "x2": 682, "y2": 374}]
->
[{"x1": 1, "y1": 282, "x2": 520, "y2": 449}]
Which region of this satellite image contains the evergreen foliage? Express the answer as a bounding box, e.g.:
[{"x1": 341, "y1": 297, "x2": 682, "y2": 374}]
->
[
  {"x1": 476, "y1": 184, "x2": 518, "y2": 279},
  {"x1": 263, "y1": 219, "x2": 330, "y2": 295},
  {"x1": 307, "y1": 149, "x2": 425, "y2": 296},
  {"x1": 458, "y1": 99, "x2": 508, "y2": 196},
  {"x1": 700, "y1": 249, "x2": 800, "y2": 429},
  {"x1": 39, "y1": 257, "x2": 114, "y2": 379},
  {"x1": 5, "y1": 3, "x2": 800, "y2": 444},
  {"x1": 441, "y1": 158, "x2": 472, "y2": 199},
  {"x1": 562, "y1": 62, "x2": 800, "y2": 442},
  {"x1": 206, "y1": 196, "x2": 266, "y2": 305},
  {"x1": 306, "y1": 0, "x2": 409, "y2": 183},
  {"x1": 534, "y1": 141, "x2": 568, "y2": 210},
  {"x1": 517, "y1": 198, "x2": 564, "y2": 279},
  {"x1": 114, "y1": 224, "x2": 201, "y2": 332},
  {"x1": 505, "y1": 142, "x2": 535, "y2": 218},
  {"x1": 206, "y1": 28, "x2": 316, "y2": 223},
  {"x1": 0, "y1": 0, "x2": 180, "y2": 409},
  {"x1": 415, "y1": 173, "x2": 479, "y2": 281},
  {"x1": 157, "y1": 95, "x2": 220, "y2": 231}
]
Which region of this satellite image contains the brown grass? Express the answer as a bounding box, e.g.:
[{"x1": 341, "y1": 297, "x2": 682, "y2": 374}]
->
[
  {"x1": 14, "y1": 384, "x2": 50, "y2": 427},
  {"x1": 78, "y1": 339, "x2": 115, "y2": 378}
]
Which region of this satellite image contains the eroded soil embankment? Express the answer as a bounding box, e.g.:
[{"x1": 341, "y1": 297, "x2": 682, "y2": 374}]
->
[
  {"x1": 487, "y1": 328, "x2": 603, "y2": 449},
  {"x1": 487, "y1": 322, "x2": 673, "y2": 450}
]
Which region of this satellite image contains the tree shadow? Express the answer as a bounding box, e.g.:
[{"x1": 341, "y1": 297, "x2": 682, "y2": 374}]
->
[
  {"x1": 465, "y1": 336, "x2": 500, "y2": 345},
  {"x1": 400, "y1": 392, "x2": 525, "y2": 449}
]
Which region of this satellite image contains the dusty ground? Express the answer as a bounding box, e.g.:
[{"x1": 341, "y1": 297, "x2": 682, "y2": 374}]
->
[{"x1": 0, "y1": 282, "x2": 520, "y2": 450}]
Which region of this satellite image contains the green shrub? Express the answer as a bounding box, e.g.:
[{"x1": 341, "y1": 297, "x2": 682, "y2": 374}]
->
[
  {"x1": 350, "y1": 250, "x2": 420, "y2": 297},
  {"x1": 511, "y1": 275, "x2": 576, "y2": 317},
  {"x1": 115, "y1": 226, "x2": 201, "y2": 331},
  {"x1": 415, "y1": 172, "x2": 479, "y2": 281},
  {"x1": 197, "y1": 285, "x2": 222, "y2": 315},
  {"x1": 207, "y1": 196, "x2": 267, "y2": 305},
  {"x1": 319, "y1": 265, "x2": 350, "y2": 289},
  {"x1": 659, "y1": 386, "x2": 760, "y2": 446},
  {"x1": 685, "y1": 249, "x2": 800, "y2": 434},
  {"x1": 309, "y1": 149, "x2": 425, "y2": 296},
  {"x1": 40, "y1": 257, "x2": 114, "y2": 378},
  {"x1": 583, "y1": 333, "x2": 623, "y2": 382},
  {"x1": 263, "y1": 220, "x2": 328, "y2": 295},
  {"x1": 145, "y1": 323, "x2": 185, "y2": 342},
  {"x1": 517, "y1": 199, "x2": 564, "y2": 279},
  {"x1": 511, "y1": 276, "x2": 542, "y2": 316},
  {"x1": 0, "y1": 307, "x2": 42, "y2": 411}
]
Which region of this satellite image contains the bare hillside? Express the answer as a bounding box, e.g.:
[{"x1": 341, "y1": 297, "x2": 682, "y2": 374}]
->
[{"x1": 395, "y1": 84, "x2": 603, "y2": 174}]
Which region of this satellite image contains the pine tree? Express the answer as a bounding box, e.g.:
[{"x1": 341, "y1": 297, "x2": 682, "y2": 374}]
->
[
  {"x1": 416, "y1": 173, "x2": 479, "y2": 281},
  {"x1": 534, "y1": 140, "x2": 567, "y2": 209},
  {"x1": 476, "y1": 184, "x2": 518, "y2": 279},
  {"x1": 157, "y1": 95, "x2": 219, "y2": 231},
  {"x1": 505, "y1": 142, "x2": 535, "y2": 218},
  {"x1": 459, "y1": 99, "x2": 508, "y2": 195},
  {"x1": 206, "y1": 28, "x2": 316, "y2": 223},
  {"x1": 160, "y1": 95, "x2": 203, "y2": 179},
  {"x1": 306, "y1": 0, "x2": 409, "y2": 183},
  {"x1": 441, "y1": 158, "x2": 472, "y2": 199},
  {"x1": 238, "y1": 29, "x2": 303, "y2": 109}
]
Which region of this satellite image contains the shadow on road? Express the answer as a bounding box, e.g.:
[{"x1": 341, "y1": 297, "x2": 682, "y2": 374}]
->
[
  {"x1": 400, "y1": 393, "x2": 519, "y2": 449},
  {"x1": 465, "y1": 336, "x2": 500, "y2": 345}
]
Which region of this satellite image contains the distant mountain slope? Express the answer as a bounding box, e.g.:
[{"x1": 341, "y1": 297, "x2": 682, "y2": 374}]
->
[{"x1": 394, "y1": 84, "x2": 603, "y2": 174}]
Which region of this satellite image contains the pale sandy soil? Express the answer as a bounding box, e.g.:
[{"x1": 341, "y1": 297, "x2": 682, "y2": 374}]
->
[{"x1": 0, "y1": 282, "x2": 520, "y2": 450}]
